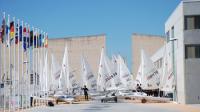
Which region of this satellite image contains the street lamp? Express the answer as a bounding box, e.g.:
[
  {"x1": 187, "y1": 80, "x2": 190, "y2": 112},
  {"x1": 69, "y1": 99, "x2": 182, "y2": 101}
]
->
[{"x1": 169, "y1": 38, "x2": 178, "y2": 102}]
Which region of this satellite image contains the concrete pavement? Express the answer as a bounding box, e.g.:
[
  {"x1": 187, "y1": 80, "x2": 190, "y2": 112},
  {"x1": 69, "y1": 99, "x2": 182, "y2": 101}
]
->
[{"x1": 26, "y1": 100, "x2": 182, "y2": 112}]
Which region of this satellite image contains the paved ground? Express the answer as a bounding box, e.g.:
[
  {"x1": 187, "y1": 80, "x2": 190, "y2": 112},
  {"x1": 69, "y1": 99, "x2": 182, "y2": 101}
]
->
[{"x1": 26, "y1": 100, "x2": 183, "y2": 112}]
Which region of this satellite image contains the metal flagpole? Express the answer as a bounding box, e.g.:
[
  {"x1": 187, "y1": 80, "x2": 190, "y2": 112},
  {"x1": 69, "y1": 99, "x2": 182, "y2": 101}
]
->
[
  {"x1": 13, "y1": 16, "x2": 16, "y2": 112},
  {"x1": 35, "y1": 28, "x2": 38, "y2": 106},
  {"x1": 21, "y1": 21, "x2": 24, "y2": 111},
  {"x1": 28, "y1": 24, "x2": 31, "y2": 108},
  {"x1": 25, "y1": 23, "x2": 28, "y2": 110},
  {"x1": 44, "y1": 32, "x2": 48, "y2": 105},
  {"x1": 17, "y1": 19, "x2": 20, "y2": 112},
  {"x1": 2, "y1": 12, "x2": 6, "y2": 112},
  {"x1": 32, "y1": 26, "x2": 35, "y2": 108},
  {"x1": 7, "y1": 14, "x2": 11, "y2": 112},
  {"x1": 36, "y1": 28, "x2": 39, "y2": 106}
]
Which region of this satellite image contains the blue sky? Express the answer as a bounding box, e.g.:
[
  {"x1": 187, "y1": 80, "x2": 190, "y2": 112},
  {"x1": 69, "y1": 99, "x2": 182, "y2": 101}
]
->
[{"x1": 0, "y1": 0, "x2": 180, "y2": 71}]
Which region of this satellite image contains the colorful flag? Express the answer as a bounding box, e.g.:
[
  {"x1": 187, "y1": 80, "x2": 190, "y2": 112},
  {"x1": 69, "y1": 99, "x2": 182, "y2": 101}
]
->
[
  {"x1": 6, "y1": 17, "x2": 10, "y2": 47},
  {"x1": 38, "y1": 33, "x2": 42, "y2": 47},
  {"x1": 15, "y1": 23, "x2": 19, "y2": 44},
  {"x1": 33, "y1": 31, "x2": 37, "y2": 48},
  {"x1": 10, "y1": 21, "x2": 14, "y2": 41},
  {"x1": 23, "y1": 27, "x2": 27, "y2": 51},
  {"x1": 0, "y1": 17, "x2": 5, "y2": 43},
  {"x1": 19, "y1": 25, "x2": 22, "y2": 41},
  {"x1": 30, "y1": 30, "x2": 33, "y2": 46},
  {"x1": 26, "y1": 27, "x2": 30, "y2": 48}
]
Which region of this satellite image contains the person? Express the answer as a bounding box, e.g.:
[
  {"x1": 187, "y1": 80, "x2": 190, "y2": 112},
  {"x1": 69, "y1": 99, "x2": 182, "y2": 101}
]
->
[{"x1": 82, "y1": 85, "x2": 89, "y2": 101}]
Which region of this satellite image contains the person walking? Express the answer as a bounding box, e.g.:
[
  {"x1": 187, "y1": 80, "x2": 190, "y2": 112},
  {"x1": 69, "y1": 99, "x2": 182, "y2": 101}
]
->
[{"x1": 82, "y1": 85, "x2": 89, "y2": 101}]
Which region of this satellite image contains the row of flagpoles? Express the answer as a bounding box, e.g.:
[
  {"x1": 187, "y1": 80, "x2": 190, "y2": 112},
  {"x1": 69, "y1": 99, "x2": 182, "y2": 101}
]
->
[{"x1": 0, "y1": 12, "x2": 48, "y2": 112}]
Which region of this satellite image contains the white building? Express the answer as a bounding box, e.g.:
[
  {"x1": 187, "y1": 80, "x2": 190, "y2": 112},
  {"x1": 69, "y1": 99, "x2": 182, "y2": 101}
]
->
[{"x1": 152, "y1": 0, "x2": 200, "y2": 104}]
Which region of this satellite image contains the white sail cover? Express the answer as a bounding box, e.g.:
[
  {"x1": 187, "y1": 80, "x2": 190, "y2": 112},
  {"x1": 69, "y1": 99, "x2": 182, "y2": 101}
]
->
[
  {"x1": 140, "y1": 49, "x2": 160, "y2": 90},
  {"x1": 97, "y1": 48, "x2": 116, "y2": 91},
  {"x1": 118, "y1": 55, "x2": 134, "y2": 90},
  {"x1": 160, "y1": 43, "x2": 175, "y2": 92},
  {"x1": 81, "y1": 56, "x2": 97, "y2": 90}
]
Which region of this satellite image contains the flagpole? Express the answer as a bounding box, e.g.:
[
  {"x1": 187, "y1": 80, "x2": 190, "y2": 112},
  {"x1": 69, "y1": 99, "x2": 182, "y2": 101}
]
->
[
  {"x1": 44, "y1": 32, "x2": 48, "y2": 105},
  {"x1": 34, "y1": 28, "x2": 37, "y2": 106},
  {"x1": 2, "y1": 12, "x2": 6, "y2": 112},
  {"x1": 17, "y1": 19, "x2": 20, "y2": 112},
  {"x1": 21, "y1": 20, "x2": 24, "y2": 111},
  {"x1": 13, "y1": 16, "x2": 16, "y2": 112},
  {"x1": 28, "y1": 24, "x2": 31, "y2": 108},
  {"x1": 32, "y1": 26, "x2": 35, "y2": 108},
  {"x1": 24, "y1": 23, "x2": 28, "y2": 110},
  {"x1": 0, "y1": 29, "x2": 1, "y2": 112},
  {"x1": 36, "y1": 28, "x2": 39, "y2": 106},
  {"x1": 7, "y1": 14, "x2": 11, "y2": 112}
]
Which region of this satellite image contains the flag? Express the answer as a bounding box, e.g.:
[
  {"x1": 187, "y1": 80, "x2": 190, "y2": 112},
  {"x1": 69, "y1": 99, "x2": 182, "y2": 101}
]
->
[
  {"x1": 19, "y1": 25, "x2": 22, "y2": 41},
  {"x1": 44, "y1": 34, "x2": 48, "y2": 48},
  {"x1": 15, "y1": 23, "x2": 19, "y2": 44},
  {"x1": 33, "y1": 31, "x2": 37, "y2": 48},
  {"x1": 23, "y1": 27, "x2": 27, "y2": 51},
  {"x1": 0, "y1": 15, "x2": 5, "y2": 43},
  {"x1": 10, "y1": 21, "x2": 14, "y2": 42},
  {"x1": 6, "y1": 17, "x2": 10, "y2": 47},
  {"x1": 38, "y1": 33, "x2": 42, "y2": 47},
  {"x1": 41, "y1": 34, "x2": 45, "y2": 47},
  {"x1": 26, "y1": 27, "x2": 30, "y2": 48},
  {"x1": 30, "y1": 30, "x2": 33, "y2": 46}
]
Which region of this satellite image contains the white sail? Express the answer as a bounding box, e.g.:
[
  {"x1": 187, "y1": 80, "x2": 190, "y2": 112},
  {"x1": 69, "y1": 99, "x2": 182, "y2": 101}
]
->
[
  {"x1": 136, "y1": 64, "x2": 142, "y2": 84},
  {"x1": 97, "y1": 48, "x2": 115, "y2": 91},
  {"x1": 140, "y1": 49, "x2": 160, "y2": 90},
  {"x1": 111, "y1": 55, "x2": 123, "y2": 89},
  {"x1": 118, "y1": 55, "x2": 134, "y2": 90},
  {"x1": 81, "y1": 55, "x2": 97, "y2": 90},
  {"x1": 52, "y1": 54, "x2": 61, "y2": 80},
  {"x1": 60, "y1": 44, "x2": 70, "y2": 92},
  {"x1": 50, "y1": 54, "x2": 61, "y2": 91},
  {"x1": 69, "y1": 72, "x2": 80, "y2": 89},
  {"x1": 39, "y1": 50, "x2": 48, "y2": 95},
  {"x1": 160, "y1": 42, "x2": 175, "y2": 92}
]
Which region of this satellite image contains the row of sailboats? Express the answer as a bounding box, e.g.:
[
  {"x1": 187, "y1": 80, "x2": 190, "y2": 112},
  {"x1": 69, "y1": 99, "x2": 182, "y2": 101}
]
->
[
  {"x1": 43, "y1": 45, "x2": 136, "y2": 100},
  {"x1": 136, "y1": 43, "x2": 175, "y2": 99}
]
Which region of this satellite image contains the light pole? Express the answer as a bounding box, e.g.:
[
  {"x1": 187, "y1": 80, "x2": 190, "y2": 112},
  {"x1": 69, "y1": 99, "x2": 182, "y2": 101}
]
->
[{"x1": 169, "y1": 38, "x2": 178, "y2": 102}]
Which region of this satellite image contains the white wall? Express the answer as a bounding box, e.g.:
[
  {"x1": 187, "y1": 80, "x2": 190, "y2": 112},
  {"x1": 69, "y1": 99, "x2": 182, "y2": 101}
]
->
[
  {"x1": 183, "y1": 1, "x2": 200, "y2": 104},
  {"x1": 165, "y1": 2, "x2": 186, "y2": 104}
]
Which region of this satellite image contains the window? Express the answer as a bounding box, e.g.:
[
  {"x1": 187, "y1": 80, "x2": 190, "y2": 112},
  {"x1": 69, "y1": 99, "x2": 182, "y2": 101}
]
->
[
  {"x1": 185, "y1": 15, "x2": 200, "y2": 30},
  {"x1": 171, "y1": 26, "x2": 174, "y2": 38},
  {"x1": 166, "y1": 31, "x2": 170, "y2": 42},
  {"x1": 30, "y1": 74, "x2": 33, "y2": 84},
  {"x1": 185, "y1": 45, "x2": 200, "y2": 59}
]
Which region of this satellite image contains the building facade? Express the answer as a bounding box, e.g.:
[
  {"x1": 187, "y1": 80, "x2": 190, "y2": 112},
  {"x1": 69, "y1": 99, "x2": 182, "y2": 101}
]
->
[
  {"x1": 132, "y1": 33, "x2": 165, "y2": 79},
  {"x1": 165, "y1": 0, "x2": 200, "y2": 104}
]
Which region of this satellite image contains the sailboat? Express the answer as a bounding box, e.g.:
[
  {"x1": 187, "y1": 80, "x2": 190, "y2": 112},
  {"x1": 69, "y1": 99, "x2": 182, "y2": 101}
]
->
[
  {"x1": 54, "y1": 44, "x2": 75, "y2": 103},
  {"x1": 49, "y1": 54, "x2": 61, "y2": 94},
  {"x1": 139, "y1": 49, "x2": 160, "y2": 90},
  {"x1": 118, "y1": 55, "x2": 135, "y2": 90},
  {"x1": 97, "y1": 47, "x2": 117, "y2": 92},
  {"x1": 160, "y1": 43, "x2": 175, "y2": 94},
  {"x1": 81, "y1": 55, "x2": 97, "y2": 91}
]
